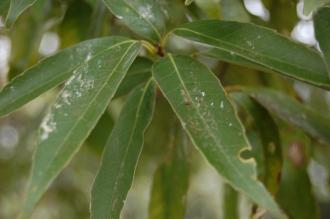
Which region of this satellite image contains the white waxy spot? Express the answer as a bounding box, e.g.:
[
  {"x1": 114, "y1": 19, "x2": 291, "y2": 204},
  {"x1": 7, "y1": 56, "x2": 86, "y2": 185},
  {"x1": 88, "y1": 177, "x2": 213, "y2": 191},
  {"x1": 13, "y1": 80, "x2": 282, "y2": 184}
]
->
[
  {"x1": 40, "y1": 114, "x2": 56, "y2": 141},
  {"x1": 220, "y1": 101, "x2": 224, "y2": 109},
  {"x1": 85, "y1": 52, "x2": 92, "y2": 62},
  {"x1": 39, "y1": 32, "x2": 60, "y2": 56},
  {"x1": 61, "y1": 91, "x2": 72, "y2": 105},
  {"x1": 229, "y1": 123, "x2": 233, "y2": 127}
]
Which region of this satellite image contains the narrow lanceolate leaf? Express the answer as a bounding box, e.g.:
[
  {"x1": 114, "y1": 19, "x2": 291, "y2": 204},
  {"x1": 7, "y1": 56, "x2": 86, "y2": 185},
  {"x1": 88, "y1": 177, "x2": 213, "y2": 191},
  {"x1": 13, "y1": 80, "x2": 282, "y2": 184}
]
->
[
  {"x1": 91, "y1": 81, "x2": 156, "y2": 219},
  {"x1": 314, "y1": 5, "x2": 330, "y2": 77},
  {"x1": 5, "y1": 0, "x2": 37, "y2": 26},
  {"x1": 174, "y1": 20, "x2": 330, "y2": 89},
  {"x1": 149, "y1": 127, "x2": 190, "y2": 219},
  {"x1": 232, "y1": 93, "x2": 282, "y2": 195},
  {"x1": 152, "y1": 55, "x2": 285, "y2": 218},
  {"x1": 248, "y1": 88, "x2": 330, "y2": 146},
  {"x1": 20, "y1": 39, "x2": 141, "y2": 219},
  {"x1": 103, "y1": 0, "x2": 165, "y2": 42},
  {"x1": 0, "y1": 37, "x2": 130, "y2": 117}
]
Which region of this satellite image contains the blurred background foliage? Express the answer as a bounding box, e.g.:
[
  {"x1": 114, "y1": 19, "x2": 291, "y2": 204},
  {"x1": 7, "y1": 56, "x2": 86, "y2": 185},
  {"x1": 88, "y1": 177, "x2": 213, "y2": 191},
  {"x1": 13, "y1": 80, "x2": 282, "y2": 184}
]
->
[{"x1": 0, "y1": 0, "x2": 330, "y2": 218}]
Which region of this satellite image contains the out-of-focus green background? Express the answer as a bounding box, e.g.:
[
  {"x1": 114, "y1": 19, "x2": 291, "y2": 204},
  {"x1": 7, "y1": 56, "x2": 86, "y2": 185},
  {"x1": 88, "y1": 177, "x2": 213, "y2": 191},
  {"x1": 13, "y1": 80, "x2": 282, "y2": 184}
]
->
[{"x1": 1, "y1": 0, "x2": 330, "y2": 218}]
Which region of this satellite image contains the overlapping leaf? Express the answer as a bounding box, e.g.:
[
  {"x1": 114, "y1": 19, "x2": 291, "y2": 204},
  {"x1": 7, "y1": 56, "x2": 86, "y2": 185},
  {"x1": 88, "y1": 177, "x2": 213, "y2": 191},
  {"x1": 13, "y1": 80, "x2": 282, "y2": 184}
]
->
[
  {"x1": 91, "y1": 80, "x2": 156, "y2": 219},
  {"x1": 103, "y1": 0, "x2": 166, "y2": 42},
  {"x1": 314, "y1": 5, "x2": 330, "y2": 77},
  {"x1": 20, "y1": 39, "x2": 141, "y2": 219},
  {"x1": 232, "y1": 93, "x2": 282, "y2": 195},
  {"x1": 152, "y1": 55, "x2": 285, "y2": 218},
  {"x1": 248, "y1": 88, "x2": 330, "y2": 146},
  {"x1": 5, "y1": 0, "x2": 37, "y2": 26},
  {"x1": 173, "y1": 20, "x2": 330, "y2": 89},
  {"x1": 0, "y1": 37, "x2": 131, "y2": 117}
]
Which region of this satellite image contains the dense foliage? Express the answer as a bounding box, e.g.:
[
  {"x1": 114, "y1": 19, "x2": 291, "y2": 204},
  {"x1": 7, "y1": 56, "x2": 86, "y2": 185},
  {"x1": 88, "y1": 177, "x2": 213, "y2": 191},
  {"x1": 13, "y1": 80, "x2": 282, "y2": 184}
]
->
[{"x1": 0, "y1": 0, "x2": 330, "y2": 218}]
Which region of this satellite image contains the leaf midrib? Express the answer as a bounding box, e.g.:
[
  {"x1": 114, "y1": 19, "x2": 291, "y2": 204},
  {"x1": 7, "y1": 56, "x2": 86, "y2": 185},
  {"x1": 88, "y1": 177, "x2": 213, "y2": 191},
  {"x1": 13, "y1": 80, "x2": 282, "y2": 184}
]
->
[
  {"x1": 165, "y1": 54, "x2": 257, "y2": 196},
  {"x1": 106, "y1": 0, "x2": 162, "y2": 40},
  {"x1": 175, "y1": 27, "x2": 329, "y2": 84},
  {"x1": 107, "y1": 80, "x2": 152, "y2": 217},
  {"x1": 1, "y1": 40, "x2": 134, "y2": 114},
  {"x1": 32, "y1": 41, "x2": 139, "y2": 188}
]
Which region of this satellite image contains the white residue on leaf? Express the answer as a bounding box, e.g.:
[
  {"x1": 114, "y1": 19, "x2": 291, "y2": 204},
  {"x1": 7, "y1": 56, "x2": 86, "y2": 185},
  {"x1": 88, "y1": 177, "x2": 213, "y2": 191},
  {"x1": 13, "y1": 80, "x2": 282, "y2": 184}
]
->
[
  {"x1": 40, "y1": 113, "x2": 56, "y2": 141},
  {"x1": 61, "y1": 90, "x2": 72, "y2": 105},
  {"x1": 85, "y1": 52, "x2": 92, "y2": 62},
  {"x1": 138, "y1": 5, "x2": 153, "y2": 20},
  {"x1": 220, "y1": 101, "x2": 224, "y2": 109}
]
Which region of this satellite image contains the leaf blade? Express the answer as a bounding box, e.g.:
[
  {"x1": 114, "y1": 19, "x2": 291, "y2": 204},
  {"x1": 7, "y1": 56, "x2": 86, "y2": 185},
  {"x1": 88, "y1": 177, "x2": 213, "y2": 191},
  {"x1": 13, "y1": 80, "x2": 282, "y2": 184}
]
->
[
  {"x1": 20, "y1": 39, "x2": 141, "y2": 219},
  {"x1": 0, "y1": 37, "x2": 130, "y2": 117},
  {"x1": 247, "y1": 88, "x2": 330, "y2": 146},
  {"x1": 91, "y1": 80, "x2": 156, "y2": 219},
  {"x1": 152, "y1": 55, "x2": 285, "y2": 218},
  {"x1": 5, "y1": 0, "x2": 37, "y2": 26},
  {"x1": 232, "y1": 93, "x2": 283, "y2": 195},
  {"x1": 103, "y1": 0, "x2": 165, "y2": 42},
  {"x1": 314, "y1": 5, "x2": 330, "y2": 77},
  {"x1": 173, "y1": 20, "x2": 330, "y2": 89}
]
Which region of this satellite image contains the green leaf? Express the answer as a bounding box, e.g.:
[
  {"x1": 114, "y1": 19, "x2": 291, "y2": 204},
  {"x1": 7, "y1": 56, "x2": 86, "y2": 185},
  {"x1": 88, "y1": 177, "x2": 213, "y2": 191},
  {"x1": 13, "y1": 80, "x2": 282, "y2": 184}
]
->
[
  {"x1": 5, "y1": 0, "x2": 37, "y2": 26},
  {"x1": 152, "y1": 55, "x2": 285, "y2": 218},
  {"x1": 91, "y1": 80, "x2": 156, "y2": 219},
  {"x1": 173, "y1": 20, "x2": 330, "y2": 89},
  {"x1": 232, "y1": 93, "x2": 282, "y2": 195},
  {"x1": 0, "y1": 37, "x2": 129, "y2": 117},
  {"x1": 248, "y1": 88, "x2": 330, "y2": 146},
  {"x1": 20, "y1": 39, "x2": 141, "y2": 219},
  {"x1": 103, "y1": 0, "x2": 166, "y2": 42},
  {"x1": 314, "y1": 5, "x2": 330, "y2": 77},
  {"x1": 149, "y1": 126, "x2": 190, "y2": 219},
  {"x1": 115, "y1": 57, "x2": 152, "y2": 98}
]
